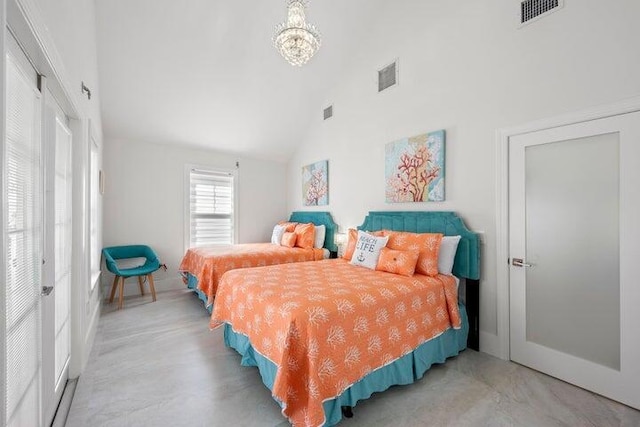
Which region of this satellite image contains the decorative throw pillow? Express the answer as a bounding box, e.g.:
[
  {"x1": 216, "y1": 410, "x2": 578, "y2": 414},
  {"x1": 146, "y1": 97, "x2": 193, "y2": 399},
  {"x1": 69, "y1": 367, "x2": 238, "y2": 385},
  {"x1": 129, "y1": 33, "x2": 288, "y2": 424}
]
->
[
  {"x1": 278, "y1": 221, "x2": 298, "y2": 232},
  {"x1": 294, "y1": 223, "x2": 316, "y2": 249},
  {"x1": 438, "y1": 235, "x2": 461, "y2": 275},
  {"x1": 342, "y1": 229, "x2": 358, "y2": 260},
  {"x1": 314, "y1": 224, "x2": 326, "y2": 249},
  {"x1": 281, "y1": 232, "x2": 297, "y2": 248},
  {"x1": 376, "y1": 248, "x2": 420, "y2": 277},
  {"x1": 386, "y1": 231, "x2": 443, "y2": 276},
  {"x1": 350, "y1": 230, "x2": 389, "y2": 270},
  {"x1": 271, "y1": 224, "x2": 286, "y2": 246}
]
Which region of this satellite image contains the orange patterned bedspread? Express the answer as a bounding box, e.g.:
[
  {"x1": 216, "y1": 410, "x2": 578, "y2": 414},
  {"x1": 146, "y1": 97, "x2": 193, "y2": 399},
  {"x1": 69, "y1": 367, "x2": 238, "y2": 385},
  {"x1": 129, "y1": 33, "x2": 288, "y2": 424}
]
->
[
  {"x1": 179, "y1": 243, "x2": 325, "y2": 304},
  {"x1": 210, "y1": 258, "x2": 461, "y2": 427}
]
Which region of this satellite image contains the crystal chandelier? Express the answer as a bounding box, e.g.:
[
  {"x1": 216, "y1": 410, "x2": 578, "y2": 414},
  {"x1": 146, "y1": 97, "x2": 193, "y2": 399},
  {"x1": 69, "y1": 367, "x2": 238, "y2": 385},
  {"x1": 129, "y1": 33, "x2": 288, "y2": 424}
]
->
[{"x1": 273, "y1": 0, "x2": 321, "y2": 67}]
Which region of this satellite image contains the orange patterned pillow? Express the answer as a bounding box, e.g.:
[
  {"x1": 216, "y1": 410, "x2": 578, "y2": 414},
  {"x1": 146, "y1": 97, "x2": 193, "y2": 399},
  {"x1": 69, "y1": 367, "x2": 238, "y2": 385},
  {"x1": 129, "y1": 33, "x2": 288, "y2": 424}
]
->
[
  {"x1": 294, "y1": 223, "x2": 316, "y2": 249},
  {"x1": 376, "y1": 248, "x2": 420, "y2": 277},
  {"x1": 278, "y1": 221, "x2": 298, "y2": 232},
  {"x1": 281, "y1": 232, "x2": 297, "y2": 247},
  {"x1": 386, "y1": 231, "x2": 443, "y2": 276},
  {"x1": 342, "y1": 229, "x2": 358, "y2": 260}
]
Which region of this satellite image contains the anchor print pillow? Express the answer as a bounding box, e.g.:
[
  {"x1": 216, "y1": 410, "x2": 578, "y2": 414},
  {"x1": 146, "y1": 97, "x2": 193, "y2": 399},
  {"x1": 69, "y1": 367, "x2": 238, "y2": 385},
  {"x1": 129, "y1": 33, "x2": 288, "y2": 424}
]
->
[
  {"x1": 342, "y1": 229, "x2": 389, "y2": 261},
  {"x1": 350, "y1": 230, "x2": 389, "y2": 270}
]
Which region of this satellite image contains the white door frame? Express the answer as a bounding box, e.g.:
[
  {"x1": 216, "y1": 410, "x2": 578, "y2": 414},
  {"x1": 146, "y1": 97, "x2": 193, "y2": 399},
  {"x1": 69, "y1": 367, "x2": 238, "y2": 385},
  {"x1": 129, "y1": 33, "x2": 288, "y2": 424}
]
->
[{"x1": 495, "y1": 95, "x2": 640, "y2": 361}]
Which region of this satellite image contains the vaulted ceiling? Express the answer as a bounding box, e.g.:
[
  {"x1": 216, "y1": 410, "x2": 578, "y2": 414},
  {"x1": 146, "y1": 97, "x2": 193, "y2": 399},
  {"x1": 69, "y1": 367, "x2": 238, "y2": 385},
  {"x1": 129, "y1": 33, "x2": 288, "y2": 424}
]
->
[{"x1": 95, "y1": 0, "x2": 378, "y2": 162}]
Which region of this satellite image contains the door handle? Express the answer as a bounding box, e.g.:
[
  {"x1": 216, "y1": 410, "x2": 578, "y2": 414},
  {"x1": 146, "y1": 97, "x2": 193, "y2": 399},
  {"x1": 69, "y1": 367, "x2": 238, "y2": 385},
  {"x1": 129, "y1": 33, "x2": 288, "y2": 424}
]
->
[
  {"x1": 41, "y1": 286, "x2": 54, "y2": 296},
  {"x1": 511, "y1": 258, "x2": 532, "y2": 268}
]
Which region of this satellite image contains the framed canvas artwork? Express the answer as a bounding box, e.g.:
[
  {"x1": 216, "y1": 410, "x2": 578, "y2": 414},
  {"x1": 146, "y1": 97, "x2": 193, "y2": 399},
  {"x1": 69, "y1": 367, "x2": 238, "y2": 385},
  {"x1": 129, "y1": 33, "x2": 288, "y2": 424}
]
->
[
  {"x1": 302, "y1": 160, "x2": 329, "y2": 206},
  {"x1": 385, "y1": 129, "x2": 445, "y2": 202}
]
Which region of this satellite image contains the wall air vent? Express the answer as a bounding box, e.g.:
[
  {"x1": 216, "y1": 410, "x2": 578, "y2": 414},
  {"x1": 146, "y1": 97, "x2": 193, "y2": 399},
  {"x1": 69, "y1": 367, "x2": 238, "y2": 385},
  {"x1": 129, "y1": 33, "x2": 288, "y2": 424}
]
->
[
  {"x1": 520, "y1": 0, "x2": 563, "y2": 25},
  {"x1": 323, "y1": 105, "x2": 333, "y2": 120},
  {"x1": 378, "y1": 60, "x2": 398, "y2": 93}
]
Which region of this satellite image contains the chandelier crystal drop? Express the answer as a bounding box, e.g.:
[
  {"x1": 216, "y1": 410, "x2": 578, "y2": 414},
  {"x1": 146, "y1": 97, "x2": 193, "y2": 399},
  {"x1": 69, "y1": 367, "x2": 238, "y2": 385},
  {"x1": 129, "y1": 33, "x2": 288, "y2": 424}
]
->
[{"x1": 273, "y1": 0, "x2": 321, "y2": 67}]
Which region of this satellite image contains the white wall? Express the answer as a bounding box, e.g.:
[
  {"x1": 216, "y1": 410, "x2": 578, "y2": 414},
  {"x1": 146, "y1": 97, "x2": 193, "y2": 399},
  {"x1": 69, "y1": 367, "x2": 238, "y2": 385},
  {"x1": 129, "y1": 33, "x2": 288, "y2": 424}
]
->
[
  {"x1": 286, "y1": 0, "x2": 640, "y2": 356},
  {"x1": 34, "y1": 0, "x2": 103, "y2": 135},
  {"x1": 103, "y1": 138, "x2": 288, "y2": 293}
]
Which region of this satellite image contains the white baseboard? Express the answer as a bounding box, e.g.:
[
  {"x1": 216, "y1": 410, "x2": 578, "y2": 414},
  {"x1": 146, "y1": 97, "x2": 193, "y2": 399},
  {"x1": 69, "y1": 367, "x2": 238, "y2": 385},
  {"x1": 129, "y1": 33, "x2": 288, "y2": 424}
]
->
[{"x1": 479, "y1": 331, "x2": 504, "y2": 359}]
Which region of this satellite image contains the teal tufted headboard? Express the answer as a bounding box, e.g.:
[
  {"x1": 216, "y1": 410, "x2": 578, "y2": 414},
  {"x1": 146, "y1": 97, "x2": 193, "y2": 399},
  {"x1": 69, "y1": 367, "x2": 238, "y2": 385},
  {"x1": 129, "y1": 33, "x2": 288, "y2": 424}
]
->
[
  {"x1": 289, "y1": 211, "x2": 338, "y2": 253},
  {"x1": 358, "y1": 211, "x2": 480, "y2": 280}
]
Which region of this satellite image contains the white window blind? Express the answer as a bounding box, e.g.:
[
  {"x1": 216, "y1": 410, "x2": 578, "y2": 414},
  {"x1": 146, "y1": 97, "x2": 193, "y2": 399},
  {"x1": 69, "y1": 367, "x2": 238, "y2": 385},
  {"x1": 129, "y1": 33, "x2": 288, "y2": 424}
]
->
[
  {"x1": 5, "y1": 50, "x2": 42, "y2": 427},
  {"x1": 54, "y1": 117, "x2": 72, "y2": 388},
  {"x1": 89, "y1": 142, "x2": 100, "y2": 289},
  {"x1": 188, "y1": 168, "x2": 235, "y2": 247}
]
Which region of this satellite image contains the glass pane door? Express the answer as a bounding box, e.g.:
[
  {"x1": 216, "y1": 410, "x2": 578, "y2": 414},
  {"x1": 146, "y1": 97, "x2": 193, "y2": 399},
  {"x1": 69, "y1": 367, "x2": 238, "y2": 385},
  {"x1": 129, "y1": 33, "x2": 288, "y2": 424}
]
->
[
  {"x1": 53, "y1": 117, "x2": 72, "y2": 389},
  {"x1": 4, "y1": 41, "x2": 42, "y2": 427}
]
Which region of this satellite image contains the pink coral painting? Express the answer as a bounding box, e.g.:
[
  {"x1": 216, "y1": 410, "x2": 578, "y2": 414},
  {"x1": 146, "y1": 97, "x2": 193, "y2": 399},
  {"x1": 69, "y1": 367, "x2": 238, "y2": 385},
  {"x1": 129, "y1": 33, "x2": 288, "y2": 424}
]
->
[
  {"x1": 385, "y1": 130, "x2": 445, "y2": 203},
  {"x1": 302, "y1": 160, "x2": 329, "y2": 206}
]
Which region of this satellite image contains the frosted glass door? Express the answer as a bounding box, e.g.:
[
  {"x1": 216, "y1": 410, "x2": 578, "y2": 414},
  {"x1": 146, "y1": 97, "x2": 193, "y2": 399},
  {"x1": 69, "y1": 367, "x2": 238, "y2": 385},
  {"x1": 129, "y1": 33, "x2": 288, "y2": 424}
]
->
[
  {"x1": 509, "y1": 111, "x2": 640, "y2": 410},
  {"x1": 525, "y1": 133, "x2": 619, "y2": 369}
]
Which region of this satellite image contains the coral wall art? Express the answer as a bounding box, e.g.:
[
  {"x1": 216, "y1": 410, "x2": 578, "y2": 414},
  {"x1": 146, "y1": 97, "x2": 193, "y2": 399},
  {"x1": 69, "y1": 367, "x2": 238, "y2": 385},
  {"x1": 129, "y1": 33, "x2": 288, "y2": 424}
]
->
[
  {"x1": 302, "y1": 160, "x2": 329, "y2": 206},
  {"x1": 385, "y1": 129, "x2": 445, "y2": 203}
]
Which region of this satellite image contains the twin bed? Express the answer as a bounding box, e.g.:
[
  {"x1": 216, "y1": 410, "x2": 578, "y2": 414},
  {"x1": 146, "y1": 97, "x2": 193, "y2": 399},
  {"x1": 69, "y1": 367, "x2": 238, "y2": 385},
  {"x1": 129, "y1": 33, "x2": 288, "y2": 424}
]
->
[
  {"x1": 188, "y1": 211, "x2": 480, "y2": 426},
  {"x1": 179, "y1": 211, "x2": 339, "y2": 307}
]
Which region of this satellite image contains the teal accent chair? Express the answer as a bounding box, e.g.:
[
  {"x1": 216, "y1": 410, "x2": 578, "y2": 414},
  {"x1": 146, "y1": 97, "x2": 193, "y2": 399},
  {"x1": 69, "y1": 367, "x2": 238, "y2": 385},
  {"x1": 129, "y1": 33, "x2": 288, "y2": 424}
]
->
[{"x1": 102, "y1": 245, "x2": 160, "y2": 309}]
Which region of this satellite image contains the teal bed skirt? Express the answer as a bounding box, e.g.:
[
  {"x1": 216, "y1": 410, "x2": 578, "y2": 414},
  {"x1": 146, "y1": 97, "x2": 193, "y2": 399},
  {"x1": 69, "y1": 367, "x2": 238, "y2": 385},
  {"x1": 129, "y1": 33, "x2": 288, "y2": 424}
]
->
[
  {"x1": 183, "y1": 272, "x2": 212, "y2": 313},
  {"x1": 223, "y1": 304, "x2": 469, "y2": 426}
]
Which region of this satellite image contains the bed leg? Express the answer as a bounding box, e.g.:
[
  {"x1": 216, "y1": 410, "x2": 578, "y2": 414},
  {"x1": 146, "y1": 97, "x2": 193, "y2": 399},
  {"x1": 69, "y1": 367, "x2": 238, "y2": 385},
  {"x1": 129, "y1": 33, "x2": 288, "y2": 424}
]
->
[
  {"x1": 466, "y1": 278, "x2": 480, "y2": 351},
  {"x1": 341, "y1": 406, "x2": 353, "y2": 418}
]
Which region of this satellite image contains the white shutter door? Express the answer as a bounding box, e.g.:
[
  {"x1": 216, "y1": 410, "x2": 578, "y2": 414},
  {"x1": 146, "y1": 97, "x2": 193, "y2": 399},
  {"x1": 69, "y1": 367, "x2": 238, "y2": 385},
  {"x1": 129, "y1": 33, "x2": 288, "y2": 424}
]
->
[
  {"x1": 189, "y1": 169, "x2": 234, "y2": 247},
  {"x1": 4, "y1": 51, "x2": 43, "y2": 426},
  {"x1": 54, "y1": 117, "x2": 72, "y2": 390}
]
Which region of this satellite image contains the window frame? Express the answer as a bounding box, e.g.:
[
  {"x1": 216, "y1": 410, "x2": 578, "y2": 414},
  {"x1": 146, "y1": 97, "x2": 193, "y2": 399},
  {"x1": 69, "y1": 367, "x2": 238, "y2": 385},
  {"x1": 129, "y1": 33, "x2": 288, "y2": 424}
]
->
[{"x1": 184, "y1": 164, "x2": 238, "y2": 251}]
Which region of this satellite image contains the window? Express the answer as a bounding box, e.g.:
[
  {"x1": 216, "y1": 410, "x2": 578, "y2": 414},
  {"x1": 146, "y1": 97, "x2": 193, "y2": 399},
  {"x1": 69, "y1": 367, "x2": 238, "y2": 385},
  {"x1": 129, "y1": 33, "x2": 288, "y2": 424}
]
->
[
  {"x1": 185, "y1": 166, "x2": 236, "y2": 248},
  {"x1": 89, "y1": 126, "x2": 101, "y2": 290}
]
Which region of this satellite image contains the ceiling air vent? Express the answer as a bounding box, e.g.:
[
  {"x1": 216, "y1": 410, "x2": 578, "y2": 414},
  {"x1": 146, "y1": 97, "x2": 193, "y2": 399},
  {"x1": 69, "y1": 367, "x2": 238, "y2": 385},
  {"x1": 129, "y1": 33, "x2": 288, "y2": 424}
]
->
[
  {"x1": 378, "y1": 60, "x2": 398, "y2": 93},
  {"x1": 520, "y1": 0, "x2": 563, "y2": 25},
  {"x1": 323, "y1": 105, "x2": 333, "y2": 120}
]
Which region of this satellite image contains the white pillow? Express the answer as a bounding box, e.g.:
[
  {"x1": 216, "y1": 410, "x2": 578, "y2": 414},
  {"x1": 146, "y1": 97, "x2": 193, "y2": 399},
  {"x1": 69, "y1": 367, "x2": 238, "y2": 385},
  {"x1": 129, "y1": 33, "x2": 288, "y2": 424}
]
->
[
  {"x1": 271, "y1": 225, "x2": 286, "y2": 246},
  {"x1": 438, "y1": 235, "x2": 461, "y2": 275},
  {"x1": 350, "y1": 230, "x2": 389, "y2": 270},
  {"x1": 314, "y1": 225, "x2": 326, "y2": 249}
]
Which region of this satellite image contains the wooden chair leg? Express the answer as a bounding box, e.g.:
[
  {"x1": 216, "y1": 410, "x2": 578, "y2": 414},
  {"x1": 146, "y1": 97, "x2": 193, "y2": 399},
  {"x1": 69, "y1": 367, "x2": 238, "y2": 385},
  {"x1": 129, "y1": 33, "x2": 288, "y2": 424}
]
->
[
  {"x1": 109, "y1": 275, "x2": 119, "y2": 303},
  {"x1": 118, "y1": 276, "x2": 125, "y2": 310},
  {"x1": 138, "y1": 276, "x2": 145, "y2": 296},
  {"x1": 148, "y1": 273, "x2": 157, "y2": 302}
]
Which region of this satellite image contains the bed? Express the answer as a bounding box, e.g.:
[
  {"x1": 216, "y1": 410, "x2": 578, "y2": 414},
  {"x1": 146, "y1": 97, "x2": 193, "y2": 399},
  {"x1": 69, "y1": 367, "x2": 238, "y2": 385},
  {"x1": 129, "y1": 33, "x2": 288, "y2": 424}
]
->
[
  {"x1": 210, "y1": 211, "x2": 480, "y2": 426},
  {"x1": 179, "y1": 211, "x2": 339, "y2": 307}
]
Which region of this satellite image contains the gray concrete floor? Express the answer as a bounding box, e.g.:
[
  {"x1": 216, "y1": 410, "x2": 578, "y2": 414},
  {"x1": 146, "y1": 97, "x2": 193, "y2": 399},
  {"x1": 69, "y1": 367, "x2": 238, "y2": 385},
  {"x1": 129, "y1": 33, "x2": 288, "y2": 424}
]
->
[{"x1": 66, "y1": 289, "x2": 640, "y2": 426}]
